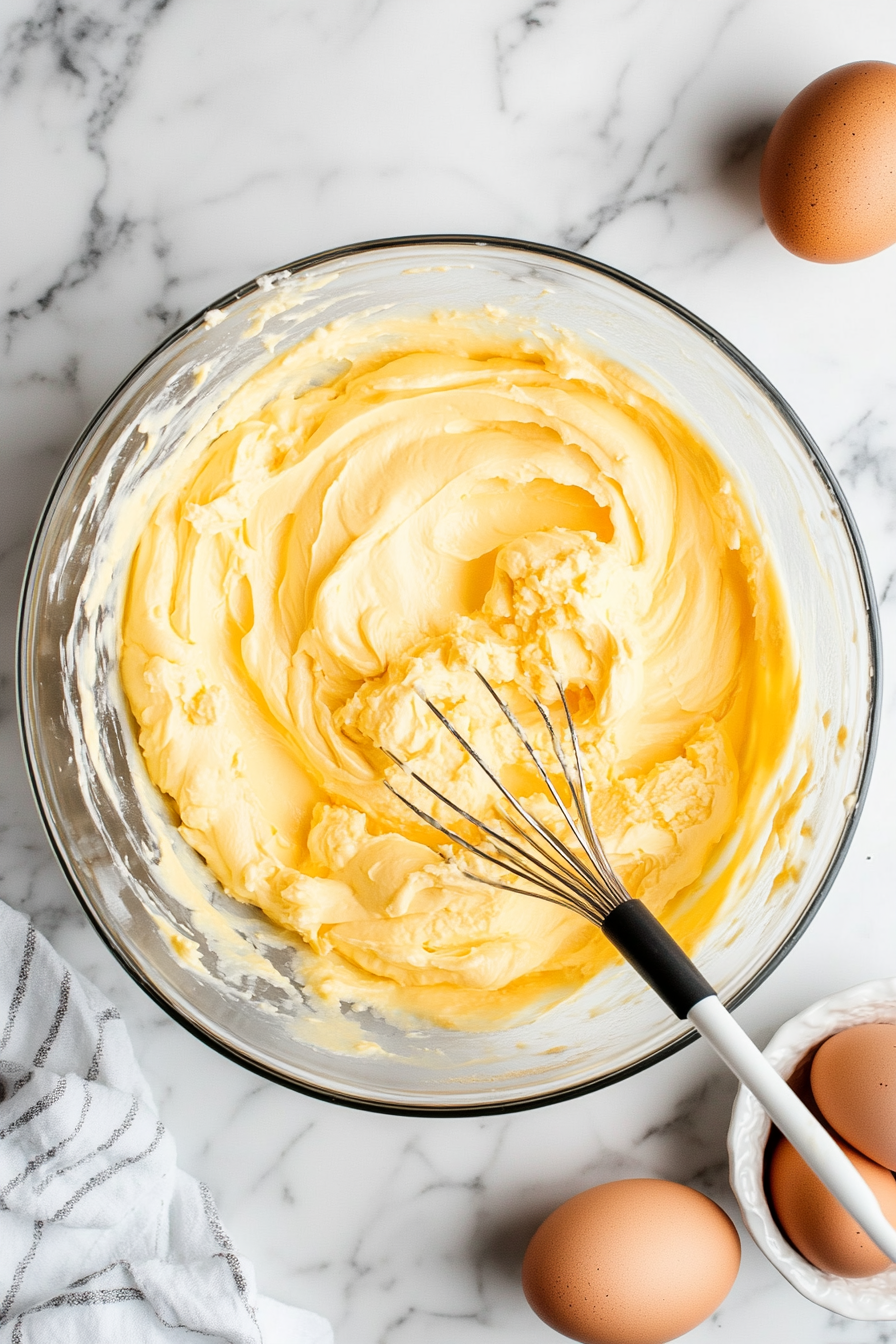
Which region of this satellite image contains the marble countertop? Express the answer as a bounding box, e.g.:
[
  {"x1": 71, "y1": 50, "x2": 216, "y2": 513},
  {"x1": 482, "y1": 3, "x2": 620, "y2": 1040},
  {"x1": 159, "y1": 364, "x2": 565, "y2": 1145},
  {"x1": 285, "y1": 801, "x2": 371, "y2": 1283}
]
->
[{"x1": 3, "y1": 1, "x2": 896, "y2": 1340}]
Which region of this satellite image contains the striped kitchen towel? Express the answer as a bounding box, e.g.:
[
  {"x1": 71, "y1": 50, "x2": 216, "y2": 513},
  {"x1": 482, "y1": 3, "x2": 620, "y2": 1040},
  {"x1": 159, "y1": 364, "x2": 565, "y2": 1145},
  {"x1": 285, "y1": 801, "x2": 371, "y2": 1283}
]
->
[{"x1": 0, "y1": 900, "x2": 332, "y2": 1343}]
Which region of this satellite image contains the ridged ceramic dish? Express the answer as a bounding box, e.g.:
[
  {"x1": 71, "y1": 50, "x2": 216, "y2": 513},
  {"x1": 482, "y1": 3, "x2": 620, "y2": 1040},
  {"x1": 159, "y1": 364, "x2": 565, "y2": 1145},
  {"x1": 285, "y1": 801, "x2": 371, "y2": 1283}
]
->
[
  {"x1": 729, "y1": 981, "x2": 896, "y2": 1318},
  {"x1": 17, "y1": 235, "x2": 880, "y2": 1113}
]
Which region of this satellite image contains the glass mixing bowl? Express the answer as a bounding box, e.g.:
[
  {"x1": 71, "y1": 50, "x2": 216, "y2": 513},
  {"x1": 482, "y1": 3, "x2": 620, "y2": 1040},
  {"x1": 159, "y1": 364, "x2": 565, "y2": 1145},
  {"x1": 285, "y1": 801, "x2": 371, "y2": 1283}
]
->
[{"x1": 18, "y1": 237, "x2": 880, "y2": 1115}]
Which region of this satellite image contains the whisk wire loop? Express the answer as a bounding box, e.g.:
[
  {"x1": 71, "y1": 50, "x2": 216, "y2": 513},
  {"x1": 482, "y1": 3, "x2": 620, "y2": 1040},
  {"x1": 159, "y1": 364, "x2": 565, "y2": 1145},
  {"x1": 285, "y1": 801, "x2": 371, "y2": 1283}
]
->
[
  {"x1": 471, "y1": 671, "x2": 591, "y2": 857},
  {"x1": 381, "y1": 747, "x2": 594, "y2": 894},
  {"x1": 380, "y1": 778, "x2": 587, "y2": 906},
  {"x1": 495, "y1": 809, "x2": 603, "y2": 899},
  {"x1": 552, "y1": 679, "x2": 613, "y2": 878},
  {"x1": 409, "y1": 692, "x2": 608, "y2": 896},
  {"x1": 383, "y1": 674, "x2": 630, "y2": 924}
]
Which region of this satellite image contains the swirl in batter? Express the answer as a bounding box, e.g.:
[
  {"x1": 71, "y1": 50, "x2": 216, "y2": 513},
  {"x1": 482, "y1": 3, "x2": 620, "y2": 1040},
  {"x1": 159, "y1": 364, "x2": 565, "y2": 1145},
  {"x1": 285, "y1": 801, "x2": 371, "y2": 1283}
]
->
[{"x1": 121, "y1": 313, "x2": 798, "y2": 1028}]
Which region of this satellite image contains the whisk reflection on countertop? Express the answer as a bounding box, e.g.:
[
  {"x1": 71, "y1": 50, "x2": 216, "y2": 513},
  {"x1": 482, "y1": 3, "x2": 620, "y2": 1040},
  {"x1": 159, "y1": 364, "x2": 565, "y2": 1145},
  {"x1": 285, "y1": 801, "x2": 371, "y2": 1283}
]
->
[{"x1": 384, "y1": 670, "x2": 896, "y2": 1263}]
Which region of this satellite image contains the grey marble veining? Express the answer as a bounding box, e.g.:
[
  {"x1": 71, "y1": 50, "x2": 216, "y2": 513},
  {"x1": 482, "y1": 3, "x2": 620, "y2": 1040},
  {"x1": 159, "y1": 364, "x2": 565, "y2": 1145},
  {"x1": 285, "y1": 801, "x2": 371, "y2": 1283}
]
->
[{"x1": 3, "y1": 0, "x2": 896, "y2": 1339}]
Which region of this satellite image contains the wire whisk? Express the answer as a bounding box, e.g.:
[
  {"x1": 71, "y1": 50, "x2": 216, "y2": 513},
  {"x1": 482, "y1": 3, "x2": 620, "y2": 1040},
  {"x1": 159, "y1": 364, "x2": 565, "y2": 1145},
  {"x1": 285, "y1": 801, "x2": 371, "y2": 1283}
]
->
[{"x1": 381, "y1": 669, "x2": 896, "y2": 1266}]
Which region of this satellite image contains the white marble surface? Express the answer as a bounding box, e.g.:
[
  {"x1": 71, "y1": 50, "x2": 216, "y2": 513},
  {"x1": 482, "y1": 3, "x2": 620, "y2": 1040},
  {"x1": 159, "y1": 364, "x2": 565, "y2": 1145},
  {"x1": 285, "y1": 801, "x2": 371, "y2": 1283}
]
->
[{"x1": 3, "y1": 1, "x2": 896, "y2": 1339}]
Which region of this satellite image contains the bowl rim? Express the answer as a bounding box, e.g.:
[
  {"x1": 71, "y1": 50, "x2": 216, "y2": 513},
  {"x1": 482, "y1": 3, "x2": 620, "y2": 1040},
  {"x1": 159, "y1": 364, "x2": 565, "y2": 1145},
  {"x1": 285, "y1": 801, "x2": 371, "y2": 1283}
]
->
[{"x1": 16, "y1": 233, "x2": 883, "y2": 1116}]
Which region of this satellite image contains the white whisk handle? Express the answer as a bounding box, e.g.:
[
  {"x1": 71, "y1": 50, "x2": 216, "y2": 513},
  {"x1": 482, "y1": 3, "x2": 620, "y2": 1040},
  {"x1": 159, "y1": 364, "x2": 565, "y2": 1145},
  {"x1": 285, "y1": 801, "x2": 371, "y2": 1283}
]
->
[{"x1": 689, "y1": 994, "x2": 896, "y2": 1263}]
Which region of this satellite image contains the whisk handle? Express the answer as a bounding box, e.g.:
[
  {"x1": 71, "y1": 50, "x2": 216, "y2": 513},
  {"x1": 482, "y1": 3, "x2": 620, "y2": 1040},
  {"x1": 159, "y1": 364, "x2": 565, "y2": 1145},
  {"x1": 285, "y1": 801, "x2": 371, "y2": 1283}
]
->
[
  {"x1": 602, "y1": 900, "x2": 896, "y2": 1263},
  {"x1": 601, "y1": 899, "x2": 714, "y2": 1019}
]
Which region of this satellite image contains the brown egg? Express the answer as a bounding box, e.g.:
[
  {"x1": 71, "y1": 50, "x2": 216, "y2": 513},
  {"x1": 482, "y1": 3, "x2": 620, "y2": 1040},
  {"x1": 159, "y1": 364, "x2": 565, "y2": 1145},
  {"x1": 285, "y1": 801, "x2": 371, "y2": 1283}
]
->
[
  {"x1": 760, "y1": 60, "x2": 896, "y2": 262},
  {"x1": 768, "y1": 1135, "x2": 896, "y2": 1277},
  {"x1": 811, "y1": 1022, "x2": 896, "y2": 1168},
  {"x1": 521, "y1": 1179, "x2": 741, "y2": 1344}
]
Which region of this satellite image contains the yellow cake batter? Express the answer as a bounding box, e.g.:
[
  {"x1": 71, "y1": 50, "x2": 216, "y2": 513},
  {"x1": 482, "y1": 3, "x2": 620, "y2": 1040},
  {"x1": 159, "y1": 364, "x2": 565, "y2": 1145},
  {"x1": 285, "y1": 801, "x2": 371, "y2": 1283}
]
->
[{"x1": 121, "y1": 311, "x2": 798, "y2": 1029}]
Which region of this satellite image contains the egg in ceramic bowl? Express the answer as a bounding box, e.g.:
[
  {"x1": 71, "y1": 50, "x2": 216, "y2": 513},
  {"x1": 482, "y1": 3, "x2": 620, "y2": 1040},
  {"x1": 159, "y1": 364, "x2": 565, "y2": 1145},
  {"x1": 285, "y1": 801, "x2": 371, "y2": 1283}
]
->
[
  {"x1": 812, "y1": 1022, "x2": 896, "y2": 1168},
  {"x1": 768, "y1": 1133, "x2": 896, "y2": 1278},
  {"x1": 729, "y1": 980, "x2": 896, "y2": 1317}
]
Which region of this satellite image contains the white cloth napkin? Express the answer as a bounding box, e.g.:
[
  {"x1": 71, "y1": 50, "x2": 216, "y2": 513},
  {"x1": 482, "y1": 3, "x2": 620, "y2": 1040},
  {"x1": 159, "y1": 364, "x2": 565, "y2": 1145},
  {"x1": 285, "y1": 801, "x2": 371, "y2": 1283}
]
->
[{"x1": 0, "y1": 900, "x2": 332, "y2": 1343}]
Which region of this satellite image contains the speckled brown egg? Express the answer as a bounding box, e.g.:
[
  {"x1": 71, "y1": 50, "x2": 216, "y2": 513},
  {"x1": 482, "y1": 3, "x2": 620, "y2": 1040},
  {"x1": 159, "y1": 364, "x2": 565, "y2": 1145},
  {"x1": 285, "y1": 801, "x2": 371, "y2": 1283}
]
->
[
  {"x1": 521, "y1": 1179, "x2": 741, "y2": 1344},
  {"x1": 760, "y1": 60, "x2": 896, "y2": 262},
  {"x1": 768, "y1": 1135, "x2": 896, "y2": 1277},
  {"x1": 811, "y1": 1022, "x2": 896, "y2": 1168}
]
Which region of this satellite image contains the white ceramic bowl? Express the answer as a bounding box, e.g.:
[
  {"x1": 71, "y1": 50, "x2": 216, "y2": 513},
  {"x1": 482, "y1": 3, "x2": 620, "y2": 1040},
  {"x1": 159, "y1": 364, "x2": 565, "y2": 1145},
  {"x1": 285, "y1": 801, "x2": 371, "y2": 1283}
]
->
[{"x1": 728, "y1": 981, "x2": 896, "y2": 1319}]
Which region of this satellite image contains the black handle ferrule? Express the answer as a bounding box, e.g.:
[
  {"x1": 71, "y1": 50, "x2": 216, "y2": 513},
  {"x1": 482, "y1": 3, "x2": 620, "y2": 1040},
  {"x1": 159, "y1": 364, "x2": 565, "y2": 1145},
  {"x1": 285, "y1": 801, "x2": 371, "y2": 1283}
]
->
[{"x1": 601, "y1": 899, "x2": 715, "y2": 1019}]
